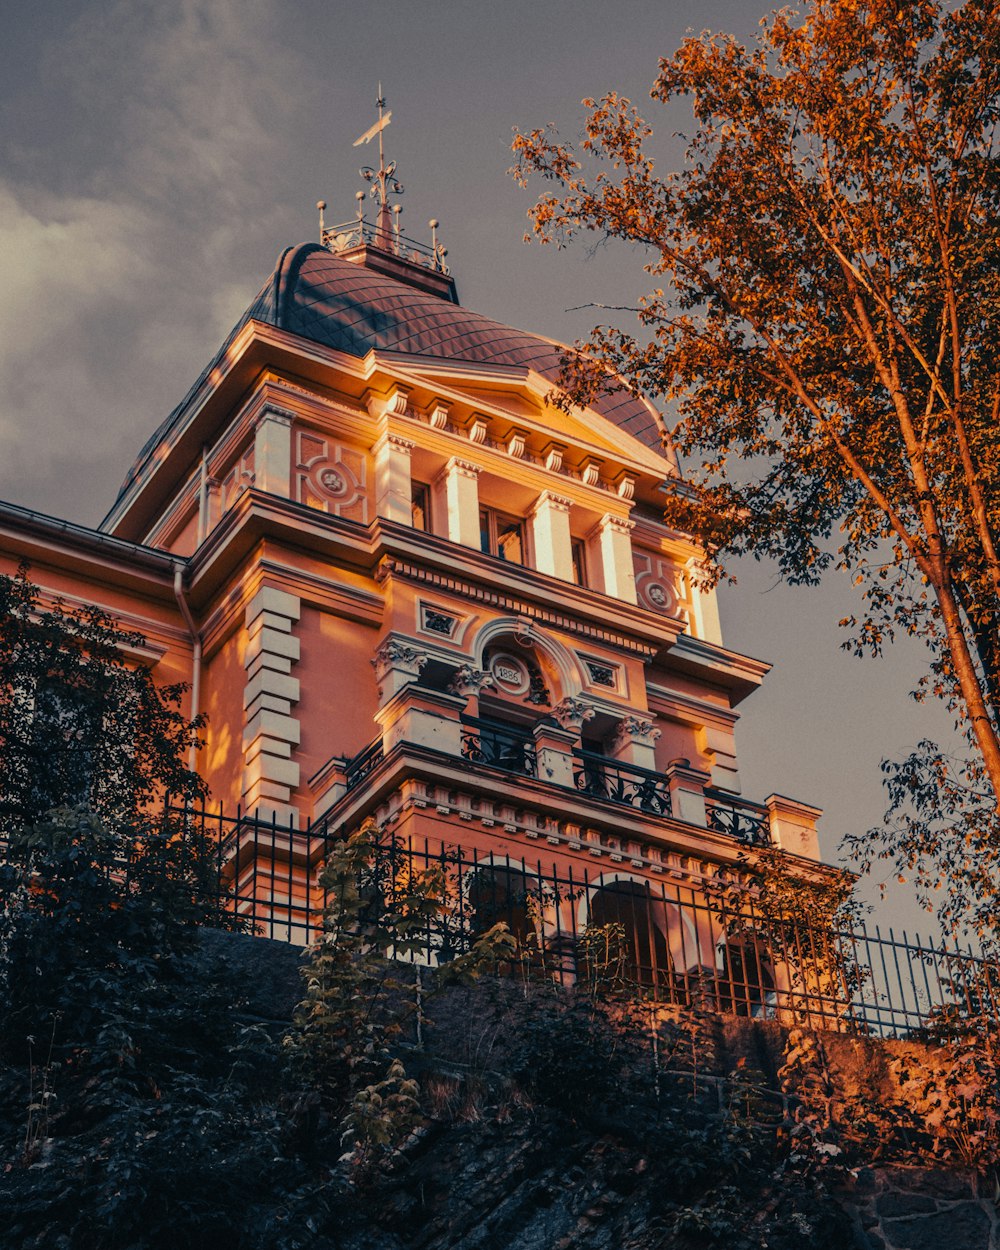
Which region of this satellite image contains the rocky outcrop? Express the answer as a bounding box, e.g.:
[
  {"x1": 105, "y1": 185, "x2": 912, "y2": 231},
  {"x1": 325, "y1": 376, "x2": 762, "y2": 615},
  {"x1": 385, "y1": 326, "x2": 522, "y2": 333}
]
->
[{"x1": 843, "y1": 1167, "x2": 998, "y2": 1250}]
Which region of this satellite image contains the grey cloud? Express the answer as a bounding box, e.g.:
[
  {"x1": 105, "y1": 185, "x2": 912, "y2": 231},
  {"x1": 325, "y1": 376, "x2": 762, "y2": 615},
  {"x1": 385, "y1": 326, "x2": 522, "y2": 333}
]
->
[{"x1": 0, "y1": 0, "x2": 305, "y2": 524}]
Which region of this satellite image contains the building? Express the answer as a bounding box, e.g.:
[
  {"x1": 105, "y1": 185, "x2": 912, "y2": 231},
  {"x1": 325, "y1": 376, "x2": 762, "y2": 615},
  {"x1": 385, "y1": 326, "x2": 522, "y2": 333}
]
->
[{"x1": 0, "y1": 127, "x2": 835, "y2": 999}]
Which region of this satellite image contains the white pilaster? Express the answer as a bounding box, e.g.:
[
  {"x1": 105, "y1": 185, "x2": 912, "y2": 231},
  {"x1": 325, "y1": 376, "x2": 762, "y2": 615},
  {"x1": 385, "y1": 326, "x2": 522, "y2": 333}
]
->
[
  {"x1": 529, "y1": 491, "x2": 574, "y2": 581},
  {"x1": 609, "y1": 715, "x2": 661, "y2": 771},
  {"x1": 439, "y1": 457, "x2": 481, "y2": 548},
  {"x1": 373, "y1": 432, "x2": 415, "y2": 525},
  {"x1": 242, "y1": 586, "x2": 301, "y2": 817},
  {"x1": 594, "y1": 514, "x2": 637, "y2": 603},
  {"x1": 253, "y1": 407, "x2": 293, "y2": 498},
  {"x1": 690, "y1": 581, "x2": 724, "y2": 645}
]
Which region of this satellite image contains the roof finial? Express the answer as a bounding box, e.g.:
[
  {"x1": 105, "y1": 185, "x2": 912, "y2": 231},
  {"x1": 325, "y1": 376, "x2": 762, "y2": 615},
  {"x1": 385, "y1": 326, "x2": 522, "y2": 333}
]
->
[{"x1": 354, "y1": 86, "x2": 402, "y2": 253}]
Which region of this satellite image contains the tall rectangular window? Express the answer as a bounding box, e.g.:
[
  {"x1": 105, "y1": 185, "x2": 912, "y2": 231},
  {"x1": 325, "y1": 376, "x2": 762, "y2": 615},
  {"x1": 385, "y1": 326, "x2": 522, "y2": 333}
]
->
[
  {"x1": 479, "y1": 508, "x2": 525, "y2": 564},
  {"x1": 571, "y1": 539, "x2": 588, "y2": 587},
  {"x1": 411, "y1": 482, "x2": 430, "y2": 532}
]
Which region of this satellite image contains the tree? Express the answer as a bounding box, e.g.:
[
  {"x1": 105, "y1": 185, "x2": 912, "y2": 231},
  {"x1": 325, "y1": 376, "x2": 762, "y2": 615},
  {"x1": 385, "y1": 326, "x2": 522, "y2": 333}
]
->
[
  {"x1": 512, "y1": 0, "x2": 1000, "y2": 945},
  {"x1": 0, "y1": 563, "x2": 205, "y2": 837},
  {"x1": 0, "y1": 572, "x2": 297, "y2": 1249}
]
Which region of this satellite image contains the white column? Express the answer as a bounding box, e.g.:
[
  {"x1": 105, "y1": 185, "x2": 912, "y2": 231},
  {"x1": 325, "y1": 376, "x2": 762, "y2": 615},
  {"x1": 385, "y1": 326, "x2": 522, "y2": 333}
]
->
[
  {"x1": 374, "y1": 432, "x2": 414, "y2": 525},
  {"x1": 253, "y1": 407, "x2": 293, "y2": 497},
  {"x1": 242, "y1": 586, "x2": 301, "y2": 818},
  {"x1": 439, "y1": 457, "x2": 481, "y2": 548},
  {"x1": 594, "y1": 514, "x2": 637, "y2": 603},
  {"x1": 529, "y1": 491, "x2": 574, "y2": 580}
]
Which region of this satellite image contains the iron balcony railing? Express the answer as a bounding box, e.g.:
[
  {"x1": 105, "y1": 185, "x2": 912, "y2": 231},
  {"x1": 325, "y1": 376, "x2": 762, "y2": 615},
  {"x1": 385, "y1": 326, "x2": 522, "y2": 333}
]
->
[
  {"x1": 572, "y1": 750, "x2": 672, "y2": 818},
  {"x1": 342, "y1": 734, "x2": 773, "y2": 848},
  {"x1": 460, "y1": 716, "x2": 537, "y2": 777},
  {"x1": 344, "y1": 736, "x2": 385, "y2": 791},
  {"x1": 705, "y1": 789, "x2": 771, "y2": 847}
]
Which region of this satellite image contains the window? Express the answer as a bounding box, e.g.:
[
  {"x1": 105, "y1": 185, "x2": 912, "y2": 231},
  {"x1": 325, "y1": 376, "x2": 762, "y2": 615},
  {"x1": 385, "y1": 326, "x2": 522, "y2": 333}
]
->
[
  {"x1": 411, "y1": 482, "x2": 431, "y2": 531},
  {"x1": 479, "y1": 508, "x2": 525, "y2": 564},
  {"x1": 571, "y1": 539, "x2": 588, "y2": 587},
  {"x1": 586, "y1": 880, "x2": 674, "y2": 991}
]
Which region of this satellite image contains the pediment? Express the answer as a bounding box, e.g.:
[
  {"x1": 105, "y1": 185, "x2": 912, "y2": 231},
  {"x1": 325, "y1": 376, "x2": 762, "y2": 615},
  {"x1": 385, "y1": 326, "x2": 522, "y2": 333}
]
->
[{"x1": 401, "y1": 366, "x2": 672, "y2": 478}]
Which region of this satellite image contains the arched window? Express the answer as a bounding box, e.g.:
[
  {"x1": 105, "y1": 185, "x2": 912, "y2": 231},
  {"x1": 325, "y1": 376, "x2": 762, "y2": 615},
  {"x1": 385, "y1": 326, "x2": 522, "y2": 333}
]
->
[{"x1": 586, "y1": 879, "x2": 673, "y2": 992}]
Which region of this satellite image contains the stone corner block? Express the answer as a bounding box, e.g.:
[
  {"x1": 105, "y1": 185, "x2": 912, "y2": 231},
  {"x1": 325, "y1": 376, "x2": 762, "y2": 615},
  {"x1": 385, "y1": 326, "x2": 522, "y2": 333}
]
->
[{"x1": 246, "y1": 586, "x2": 301, "y2": 627}]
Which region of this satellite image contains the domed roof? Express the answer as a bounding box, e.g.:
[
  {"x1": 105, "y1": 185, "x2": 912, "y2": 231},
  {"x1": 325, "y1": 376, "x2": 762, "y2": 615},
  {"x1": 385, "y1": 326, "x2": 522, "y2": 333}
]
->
[
  {"x1": 114, "y1": 243, "x2": 665, "y2": 510},
  {"x1": 268, "y1": 244, "x2": 662, "y2": 445}
]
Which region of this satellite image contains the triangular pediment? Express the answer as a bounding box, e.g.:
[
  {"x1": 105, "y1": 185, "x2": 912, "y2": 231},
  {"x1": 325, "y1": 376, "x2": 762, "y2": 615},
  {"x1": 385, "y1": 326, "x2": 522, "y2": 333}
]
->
[{"x1": 399, "y1": 364, "x2": 672, "y2": 478}]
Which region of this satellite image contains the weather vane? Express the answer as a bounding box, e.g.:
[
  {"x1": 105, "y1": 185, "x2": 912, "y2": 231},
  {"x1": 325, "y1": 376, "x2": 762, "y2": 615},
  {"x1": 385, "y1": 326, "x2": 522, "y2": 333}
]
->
[{"x1": 354, "y1": 84, "x2": 403, "y2": 249}]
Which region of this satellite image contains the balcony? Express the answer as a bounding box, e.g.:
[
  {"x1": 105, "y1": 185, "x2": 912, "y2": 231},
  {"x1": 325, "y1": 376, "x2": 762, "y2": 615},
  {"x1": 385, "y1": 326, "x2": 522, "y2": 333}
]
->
[
  {"x1": 460, "y1": 716, "x2": 537, "y2": 776},
  {"x1": 333, "y1": 711, "x2": 804, "y2": 859},
  {"x1": 572, "y1": 750, "x2": 671, "y2": 818}
]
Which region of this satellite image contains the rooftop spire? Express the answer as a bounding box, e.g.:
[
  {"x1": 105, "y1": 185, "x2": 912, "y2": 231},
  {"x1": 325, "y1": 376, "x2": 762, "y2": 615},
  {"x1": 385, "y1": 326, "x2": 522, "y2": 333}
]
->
[
  {"x1": 354, "y1": 85, "x2": 400, "y2": 249},
  {"x1": 316, "y1": 91, "x2": 457, "y2": 302}
]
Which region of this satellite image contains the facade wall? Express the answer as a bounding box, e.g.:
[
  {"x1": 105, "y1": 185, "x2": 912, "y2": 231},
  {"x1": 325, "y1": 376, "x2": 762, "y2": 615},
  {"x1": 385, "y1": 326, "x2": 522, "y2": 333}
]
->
[{"x1": 0, "y1": 249, "x2": 829, "y2": 920}]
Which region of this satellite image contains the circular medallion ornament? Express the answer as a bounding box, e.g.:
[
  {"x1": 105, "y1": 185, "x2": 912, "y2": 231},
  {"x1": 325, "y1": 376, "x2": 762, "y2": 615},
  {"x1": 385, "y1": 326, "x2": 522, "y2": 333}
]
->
[
  {"x1": 639, "y1": 579, "x2": 675, "y2": 614},
  {"x1": 318, "y1": 467, "x2": 347, "y2": 496}
]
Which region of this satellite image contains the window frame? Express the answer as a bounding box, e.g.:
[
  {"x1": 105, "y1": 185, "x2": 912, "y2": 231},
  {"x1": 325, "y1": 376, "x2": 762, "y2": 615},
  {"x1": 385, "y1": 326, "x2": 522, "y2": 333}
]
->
[{"x1": 479, "y1": 506, "x2": 527, "y2": 565}]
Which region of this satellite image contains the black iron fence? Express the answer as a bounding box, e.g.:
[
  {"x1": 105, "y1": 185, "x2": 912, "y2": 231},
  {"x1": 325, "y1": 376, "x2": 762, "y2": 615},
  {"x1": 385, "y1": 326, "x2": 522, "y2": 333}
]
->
[{"x1": 157, "y1": 805, "x2": 1000, "y2": 1040}]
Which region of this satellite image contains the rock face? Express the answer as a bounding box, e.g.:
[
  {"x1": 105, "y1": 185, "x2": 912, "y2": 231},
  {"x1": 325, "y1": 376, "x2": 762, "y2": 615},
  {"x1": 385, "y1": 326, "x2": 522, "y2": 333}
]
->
[
  {"x1": 843, "y1": 1167, "x2": 998, "y2": 1250},
  {"x1": 337, "y1": 1113, "x2": 854, "y2": 1250},
  {"x1": 210, "y1": 933, "x2": 999, "y2": 1249}
]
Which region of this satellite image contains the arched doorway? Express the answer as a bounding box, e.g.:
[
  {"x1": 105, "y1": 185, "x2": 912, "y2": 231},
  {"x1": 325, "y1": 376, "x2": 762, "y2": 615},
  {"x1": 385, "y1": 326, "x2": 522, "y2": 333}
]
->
[
  {"x1": 717, "y1": 936, "x2": 777, "y2": 1018},
  {"x1": 464, "y1": 862, "x2": 547, "y2": 972},
  {"x1": 584, "y1": 878, "x2": 674, "y2": 993}
]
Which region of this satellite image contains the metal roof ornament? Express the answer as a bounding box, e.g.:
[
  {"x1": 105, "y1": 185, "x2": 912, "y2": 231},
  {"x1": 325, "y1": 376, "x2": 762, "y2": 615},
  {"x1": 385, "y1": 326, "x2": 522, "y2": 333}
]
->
[
  {"x1": 355, "y1": 87, "x2": 403, "y2": 250},
  {"x1": 315, "y1": 89, "x2": 450, "y2": 279}
]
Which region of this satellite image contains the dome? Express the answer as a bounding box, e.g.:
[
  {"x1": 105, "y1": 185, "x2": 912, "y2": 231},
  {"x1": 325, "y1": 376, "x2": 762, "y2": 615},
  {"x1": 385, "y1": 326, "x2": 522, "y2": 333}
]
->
[
  {"x1": 269, "y1": 244, "x2": 662, "y2": 447},
  {"x1": 116, "y1": 243, "x2": 665, "y2": 509}
]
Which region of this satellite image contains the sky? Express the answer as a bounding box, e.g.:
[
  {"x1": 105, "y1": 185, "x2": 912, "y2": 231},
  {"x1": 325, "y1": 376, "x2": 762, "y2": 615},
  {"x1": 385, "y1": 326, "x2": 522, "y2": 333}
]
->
[{"x1": 0, "y1": 0, "x2": 963, "y2": 934}]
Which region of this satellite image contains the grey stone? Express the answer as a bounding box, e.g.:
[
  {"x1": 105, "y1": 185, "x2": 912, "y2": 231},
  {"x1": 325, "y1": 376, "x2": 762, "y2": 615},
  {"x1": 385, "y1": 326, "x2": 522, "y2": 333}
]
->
[
  {"x1": 855, "y1": 1168, "x2": 878, "y2": 1194},
  {"x1": 886, "y1": 1166, "x2": 975, "y2": 1199},
  {"x1": 196, "y1": 926, "x2": 306, "y2": 1020},
  {"x1": 876, "y1": 1192, "x2": 938, "y2": 1217},
  {"x1": 882, "y1": 1204, "x2": 990, "y2": 1250}
]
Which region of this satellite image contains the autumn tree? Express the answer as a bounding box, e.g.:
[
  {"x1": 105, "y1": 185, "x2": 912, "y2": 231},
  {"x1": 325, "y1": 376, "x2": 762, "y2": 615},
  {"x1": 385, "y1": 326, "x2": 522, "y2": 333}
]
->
[{"x1": 512, "y1": 0, "x2": 1000, "y2": 945}]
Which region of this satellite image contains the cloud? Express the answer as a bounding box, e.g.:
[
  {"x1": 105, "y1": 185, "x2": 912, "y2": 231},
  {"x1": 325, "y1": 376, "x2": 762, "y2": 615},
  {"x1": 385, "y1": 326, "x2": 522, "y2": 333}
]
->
[{"x1": 0, "y1": 0, "x2": 302, "y2": 525}]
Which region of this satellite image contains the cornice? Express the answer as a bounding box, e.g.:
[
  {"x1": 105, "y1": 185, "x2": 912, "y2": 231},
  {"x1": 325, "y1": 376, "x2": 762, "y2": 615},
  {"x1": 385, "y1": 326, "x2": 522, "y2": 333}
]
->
[
  {"x1": 105, "y1": 315, "x2": 678, "y2": 542},
  {"x1": 645, "y1": 682, "x2": 741, "y2": 731},
  {"x1": 662, "y1": 634, "x2": 771, "y2": 706},
  {"x1": 0, "y1": 500, "x2": 182, "y2": 613}
]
